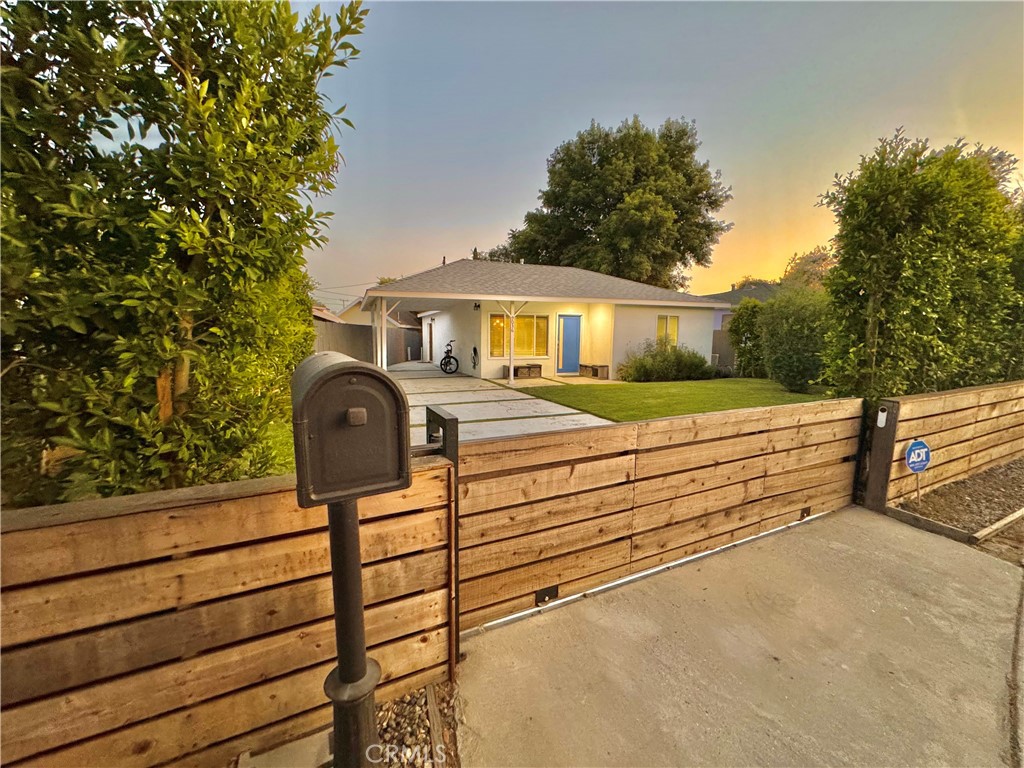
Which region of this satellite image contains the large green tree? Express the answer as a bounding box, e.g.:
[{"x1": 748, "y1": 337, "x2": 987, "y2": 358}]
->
[
  {"x1": 493, "y1": 116, "x2": 732, "y2": 289},
  {"x1": 821, "y1": 131, "x2": 1022, "y2": 401},
  {"x1": 1, "y1": 0, "x2": 366, "y2": 505}
]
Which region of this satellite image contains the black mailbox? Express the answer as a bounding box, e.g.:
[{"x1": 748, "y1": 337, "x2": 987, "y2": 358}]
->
[{"x1": 291, "y1": 352, "x2": 411, "y2": 508}]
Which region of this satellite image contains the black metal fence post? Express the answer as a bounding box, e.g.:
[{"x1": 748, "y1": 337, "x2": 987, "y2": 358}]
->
[
  {"x1": 863, "y1": 398, "x2": 901, "y2": 512},
  {"x1": 426, "y1": 406, "x2": 462, "y2": 662}
]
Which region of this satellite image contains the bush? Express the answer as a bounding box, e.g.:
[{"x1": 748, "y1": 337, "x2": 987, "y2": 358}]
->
[
  {"x1": 758, "y1": 288, "x2": 830, "y2": 393},
  {"x1": 727, "y1": 298, "x2": 766, "y2": 378},
  {"x1": 617, "y1": 339, "x2": 715, "y2": 382}
]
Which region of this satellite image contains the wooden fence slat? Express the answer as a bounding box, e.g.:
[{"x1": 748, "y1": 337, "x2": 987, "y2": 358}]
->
[
  {"x1": 766, "y1": 399, "x2": 864, "y2": 429},
  {"x1": 360, "y1": 507, "x2": 448, "y2": 563},
  {"x1": 0, "y1": 466, "x2": 450, "y2": 589},
  {"x1": 762, "y1": 460, "x2": 855, "y2": 497},
  {"x1": 633, "y1": 456, "x2": 767, "y2": 508},
  {"x1": 19, "y1": 630, "x2": 448, "y2": 768},
  {"x1": 460, "y1": 510, "x2": 632, "y2": 580},
  {"x1": 461, "y1": 595, "x2": 536, "y2": 630},
  {"x1": 636, "y1": 408, "x2": 772, "y2": 451},
  {"x1": 460, "y1": 540, "x2": 631, "y2": 613},
  {"x1": 889, "y1": 422, "x2": 1024, "y2": 482},
  {"x1": 459, "y1": 424, "x2": 638, "y2": 477},
  {"x1": 766, "y1": 418, "x2": 861, "y2": 452},
  {"x1": 630, "y1": 479, "x2": 852, "y2": 562},
  {"x1": 1, "y1": 591, "x2": 448, "y2": 761},
  {"x1": 635, "y1": 432, "x2": 770, "y2": 479},
  {"x1": 894, "y1": 396, "x2": 1023, "y2": 441},
  {"x1": 2, "y1": 549, "x2": 447, "y2": 708},
  {"x1": 458, "y1": 455, "x2": 634, "y2": 515},
  {"x1": 764, "y1": 437, "x2": 859, "y2": 475},
  {"x1": 632, "y1": 478, "x2": 761, "y2": 535},
  {"x1": 357, "y1": 465, "x2": 451, "y2": 521},
  {"x1": 887, "y1": 433, "x2": 1024, "y2": 500},
  {"x1": 459, "y1": 484, "x2": 634, "y2": 547},
  {"x1": 894, "y1": 381, "x2": 1023, "y2": 420}
]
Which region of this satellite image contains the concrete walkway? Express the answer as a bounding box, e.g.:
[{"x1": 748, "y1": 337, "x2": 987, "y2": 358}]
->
[
  {"x1": 457, "y1": 507, "x2": 1023, "y2": 767},
  {"x1": 388, "y1": 362, "x2": 610, "y2": 444}
]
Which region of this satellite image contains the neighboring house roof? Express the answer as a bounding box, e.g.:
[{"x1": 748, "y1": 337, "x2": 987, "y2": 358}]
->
[
  {"x1": 312, "y1": 305, "x2": 344, "y2": 323},
  {"x1": 362, "y1": 259, "x2": 730, "y2": 309},
  {"x1": 701, "y1": 282, "x2": 780, "y2": 307}
]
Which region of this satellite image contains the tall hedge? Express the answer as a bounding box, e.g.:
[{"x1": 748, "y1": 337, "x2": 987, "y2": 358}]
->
[
  {"x1": 821, "y1": 131, "x2": 1023, "y2": 401},
  {"x1": 727, "y1": 298, "x2": 766, "y2": 378},
  {"x1": 0, "y1": 1, "x2": 367, "y2": 505},
  {"x1": 758, "y1": 288, "x2": 830, "y2": 394}
]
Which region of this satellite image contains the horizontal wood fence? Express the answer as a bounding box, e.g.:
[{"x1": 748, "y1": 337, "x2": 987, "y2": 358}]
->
[
  {"x1": 457, "y1": 398, "x2": 864, "y2": 628},
  {"x1": 0, "y1": 456, "x2": 456, "y2": 768},
  {"x1": 865, "y1": 380, "x2": 1024, "y2": 509}
]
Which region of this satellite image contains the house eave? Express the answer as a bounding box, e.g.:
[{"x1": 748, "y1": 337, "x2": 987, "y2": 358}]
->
[{"x1": 362, "y1": 290, "x2": 731, "y2": 311}]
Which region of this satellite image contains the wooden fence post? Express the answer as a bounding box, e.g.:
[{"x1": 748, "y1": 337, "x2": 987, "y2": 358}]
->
[{"x1": 863, "y1": 398, "x2": 900, "y2": 512}]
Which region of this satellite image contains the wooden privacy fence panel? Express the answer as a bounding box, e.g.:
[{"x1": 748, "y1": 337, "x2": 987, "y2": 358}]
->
[
  {"x1": 0, "y1": 456, "x2": 456, "y2": 768},
  {"x1": 865, "y1": 380, "x2": 1024, "y2": 508},
  {"x1": 457, "y1": 399, "x2": 863, "y2": 629}
]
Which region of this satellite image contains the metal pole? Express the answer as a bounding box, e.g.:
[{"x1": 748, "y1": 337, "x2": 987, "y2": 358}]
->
[{"x1": 324, "y1": 499, "x2": 380, "y2": 768}]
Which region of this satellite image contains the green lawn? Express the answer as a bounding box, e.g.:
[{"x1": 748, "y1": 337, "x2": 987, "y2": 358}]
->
[{"x1": 528, "y1": 378, "x2": 824, "y2": 422}]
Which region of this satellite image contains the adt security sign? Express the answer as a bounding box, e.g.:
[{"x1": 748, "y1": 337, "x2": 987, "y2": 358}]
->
[{"x1": 905, "y1": 439, "x2": 931, "y2": 474}]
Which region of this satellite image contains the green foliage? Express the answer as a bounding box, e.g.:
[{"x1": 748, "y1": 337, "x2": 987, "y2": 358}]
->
[
  {"x1": 1, "y1": 0, "x2": 367, "y2": 505},
  {"x1": 727, "y1": 298, "x2": 766, "y2": 378},
  {"x1": 758, "y1": 287, "x2": 830, "y2": 393},
  {"x1": 780, "y1": 245, "x2": 836, "y2": 290},
  {"x1": 496, "y1": 116, "x2": 731, "y2": 289},
  {"x1": 820, "y1": 130, "x2": 1022, "y2": 401},
  {"x1": 617, "y1": 338, "x2": 715, "y2": 382}
]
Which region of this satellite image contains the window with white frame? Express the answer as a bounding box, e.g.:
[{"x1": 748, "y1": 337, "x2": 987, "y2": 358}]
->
[
  {"x1": 489, "y1": 314, "x2": 549, "y2": 357},
  {"x1": 656, "y1": 315, "x2": 679, "y2": 345}
]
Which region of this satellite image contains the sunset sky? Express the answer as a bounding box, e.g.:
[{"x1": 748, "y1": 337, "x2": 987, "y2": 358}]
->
[{"x1": 307, "y1": 1, "x2": 1024, "y2": 308}]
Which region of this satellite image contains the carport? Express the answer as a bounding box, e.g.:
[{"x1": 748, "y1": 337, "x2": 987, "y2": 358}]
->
[{"x1": 457, "y1": 507, "x2": 1023, "y2": 767}]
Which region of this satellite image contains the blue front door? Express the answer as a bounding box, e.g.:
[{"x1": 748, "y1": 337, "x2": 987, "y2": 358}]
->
[{"x1": 557, "y1": 315, "x2": 581, "y2": 374}]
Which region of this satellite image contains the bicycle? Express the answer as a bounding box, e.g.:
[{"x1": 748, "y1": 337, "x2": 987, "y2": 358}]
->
[{"x1": 440, "y1": 340, "x2": 459, "y2": 374}]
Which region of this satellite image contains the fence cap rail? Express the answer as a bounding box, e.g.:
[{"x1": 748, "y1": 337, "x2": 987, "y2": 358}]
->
[{"x1": 1, "y1": 455, "x2": 451, "y2": 534}]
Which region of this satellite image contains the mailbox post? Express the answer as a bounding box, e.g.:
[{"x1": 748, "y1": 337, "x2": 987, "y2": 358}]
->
[{"x1": 291, "y1": 353, "x2": 412, "y2": 768}]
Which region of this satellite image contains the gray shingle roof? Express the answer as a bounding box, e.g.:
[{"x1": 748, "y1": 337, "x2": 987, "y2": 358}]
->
[
  {"x1": 364, "y1": 259, "x2": 728, "y2": 307},
  {"x1": 701, "y1": 282, "x2": 780, "y2": 306}
]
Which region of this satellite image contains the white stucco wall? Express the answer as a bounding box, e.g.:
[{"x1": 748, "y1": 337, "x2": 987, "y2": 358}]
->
[
  {"x1": 422, "y1": 302, "x2": 479, "y2": 374},
  {"x1": 475, "y1": 300, "x2": 616, "y2": 379},
  {"x1": 611, "y1": 305, "x2": 717, "y2": 378}
]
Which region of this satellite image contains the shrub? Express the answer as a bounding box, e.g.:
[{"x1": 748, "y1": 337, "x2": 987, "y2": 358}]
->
[
  {"x1": 758, "y1": 287, "x2": 830, "y2": 393},
  {"x1": 617, "y1": 339, "x2": 715, "y2": 382},
  {"x1": 727, "y1": 298, "x2": 766, "y2": 378},
  {"x1": 0, "y1": 2, "x2": 367, "y2": 505}
]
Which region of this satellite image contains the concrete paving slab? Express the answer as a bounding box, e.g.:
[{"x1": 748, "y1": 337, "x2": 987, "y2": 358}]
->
[
  {"x1": 410, "y1": 399, "x2": 579, "y2": 426},
  {"x1": 458, "y1": 507, "x2": 1023, "y2": 768},
  {"x1": 458, "y1": 413, "x2": 611, "y2": 440},
  {"x1": 405, "y1": 390, "x2": 533, "y2": 407},
  {"x1": 387, "y1": 370, "x2": 451, "y2": 380},
  {"x1": 399, "y1": 379, "x2": 505, "y2": 394}
]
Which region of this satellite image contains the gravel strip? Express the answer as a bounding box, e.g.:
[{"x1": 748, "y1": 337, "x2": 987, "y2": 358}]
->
[
  {"x1": 900, "y1": 457, "x2": 1024, "y2": 533},
  {"x1": 374, "y1": 684, "x2": 459, "y2": 768}
]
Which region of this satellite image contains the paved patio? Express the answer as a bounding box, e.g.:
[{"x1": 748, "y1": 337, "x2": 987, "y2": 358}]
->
[
  {"x1": 388, "y1": 362, "x2": 610, "y2": 444},
  {"x1": 457, "y1": 507, "x2": 1023, "y2": 767}
]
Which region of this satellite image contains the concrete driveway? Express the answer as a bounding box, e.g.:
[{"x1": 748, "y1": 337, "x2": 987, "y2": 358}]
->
[
  {"x1": 388, "y1": 363, "x2": 610, "y2": 444},
  {"x1": 457, "y1": 507, "x2": 1023, "y2": 767}
]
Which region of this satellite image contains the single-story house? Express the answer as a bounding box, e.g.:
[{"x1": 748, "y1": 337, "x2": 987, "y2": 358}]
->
[
  {"x1": 358, "y1": 259, "x2": 730, "y2": 381},
  {"x1": 700, "y1": 280, "x2": 780, "y2": 371}
]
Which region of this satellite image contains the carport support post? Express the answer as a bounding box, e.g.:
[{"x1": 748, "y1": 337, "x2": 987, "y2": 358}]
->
[
  {"x1": 324, "y1": 499, "x2": 381, "y2": 768},
  {"x1": 499, "y1": 301, "x2": 526, "y2": 386}
]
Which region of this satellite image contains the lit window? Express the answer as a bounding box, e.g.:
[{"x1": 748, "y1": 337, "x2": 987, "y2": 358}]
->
[
  {"x1": 489, "y1": 315, "x2": 549, "y2": 356},
  {"x1": 657, "y1": 315, "x2": 679, "y2": 345}
]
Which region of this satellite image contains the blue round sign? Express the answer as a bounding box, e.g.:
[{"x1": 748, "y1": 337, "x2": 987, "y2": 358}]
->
[{"x1": 905, "y1": 439, "x2": 931, "y2": 474}]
